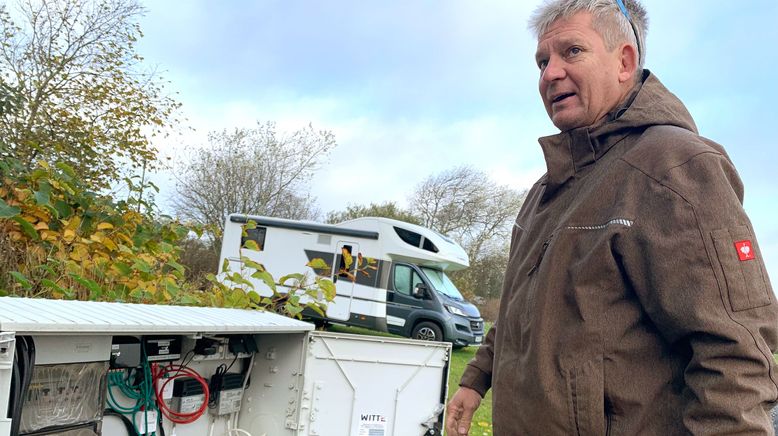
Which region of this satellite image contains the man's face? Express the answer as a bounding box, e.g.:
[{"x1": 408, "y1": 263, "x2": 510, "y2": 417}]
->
[{"x1": 535, "y1": 12, "x2": 626, "y2": 131}]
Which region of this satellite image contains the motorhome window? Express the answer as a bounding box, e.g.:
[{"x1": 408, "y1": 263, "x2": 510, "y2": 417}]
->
[
  {"x1": 393, "y1": 265, "x2": 423, "y2": 296},
  {"x1": 422, "y1": 237, "x2": 439, "y2": 253},
  {"x1": 241, "y1": 226, "x2": 267, "y2": 251},
  {"x1": 421, "y1": 267, "x2": 465, "y2": 300},
  {"x1": 394, "y1": 227, "x2": 422, "y2": 247},
  {"x1": 338, "y1": 245, "x2": 354, "y2": 278}
]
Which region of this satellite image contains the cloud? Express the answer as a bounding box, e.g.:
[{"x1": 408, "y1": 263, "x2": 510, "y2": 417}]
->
[{"x1": 139, "y1": 0, "x2": 778, "y2": 282}]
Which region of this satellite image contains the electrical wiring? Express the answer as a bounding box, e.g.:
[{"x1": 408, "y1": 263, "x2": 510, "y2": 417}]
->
[
  {"x1": 169, "y1": 350, "x2": 195, "y2": 378},
  {"x1": 210, "y1": 352, "x2": 241, "y2": 409},
  {"x1": 232, "y1": 352, "x2": 255, "y2": 431},
  {"x1": 226, "y1": 417, "x2": 253, "y2": 436},
  {"x1": 152, "y1": 362, "x2": 209, "y2": 424},
  {"x1": 225, "y1": 352, "x2": 239, "y2": 372},
  {"x1": 107, "y1": 348, "x2": 158, "y2": 435},
  {"x1": 104, "y1": 409, "x2": 139, "y2": 436},
  {"x1": 140, "y1": 356, "x2": 157, "y2": 436},
  {"x1": 107, "y1": 371, "x2": 144, "y2": 413},
  {"x1": 207, "y1": 364, "x2": 227, "y2": 409},
  {"x1": 9, "y1": 344, "x2": 20, "y2": 431},
  {"x1": 157, "y1": 404, "x2": 166, "y2": 436},
  {"x1": 10, "y1": 336, "x2": 35, "y2": 436}
]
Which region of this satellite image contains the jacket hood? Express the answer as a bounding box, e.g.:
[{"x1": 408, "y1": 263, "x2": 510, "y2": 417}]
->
[
  {"x1": 537, "y1": 70, "x2": 698, "y2": 197},
  {"x1": 595, "y1": 70, "x2": 697, "y2": 137}
]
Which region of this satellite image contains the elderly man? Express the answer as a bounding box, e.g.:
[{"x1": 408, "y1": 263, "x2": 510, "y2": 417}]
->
[{"x1": 446, "y1": 0, "x2": 778, "y2": 434}]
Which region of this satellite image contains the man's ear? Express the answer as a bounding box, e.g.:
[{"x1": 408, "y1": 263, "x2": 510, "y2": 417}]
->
[{"x1": 618, "y1": 43, "x2": 638, "y2": 83}]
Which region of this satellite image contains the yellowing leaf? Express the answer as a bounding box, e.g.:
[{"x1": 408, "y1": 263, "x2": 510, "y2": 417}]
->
[
  {"x1": 63, "y1": 229, "x2": 76, "y2": 242},
  {"x1": 64, "y1": 216, "x2": 81, "y2": 232},
  {"x1": 20, "y1": 214, "x2": 38, "y2": 224},
  {"x1": 242, "y1": 239, "x2": 260, "y2": 251},
  {"x1": 97, "y1": 222, "x2": 114, "y2": 230},
  {"x1": 316, "y1": 279, "x2": 336, "y2": 301},
  {"x1": 69, "y1": 246, "x2": 88, "y2": 261},
  {"x1": 30, "y1": 208, "x2": 49, "y2": 222},
  {"x1": 306, "y1": 258, "x2": 330, "y2": 270},
  {"x1": 102, "y1": 237, "x2": 118, "y2": 251},
  {"x1": 342, "y1": 248, "x2": 353, "y2": 270},
  {"x1": 34, "y1": 221, "x2": 49, "y2": 230}
]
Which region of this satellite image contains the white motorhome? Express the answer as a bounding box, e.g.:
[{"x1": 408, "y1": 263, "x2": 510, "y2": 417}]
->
[{"x1": 219, "y1": 214, "x2": 485, "y2": 346}]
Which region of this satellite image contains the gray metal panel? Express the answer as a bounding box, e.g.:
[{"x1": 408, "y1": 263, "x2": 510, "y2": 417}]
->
[
  {"x1": 0, "y1": 297, "x2": 313, "y2": 335},
  {"x1": 229, "y1": 214, "x2": 380, "y2": 240}
]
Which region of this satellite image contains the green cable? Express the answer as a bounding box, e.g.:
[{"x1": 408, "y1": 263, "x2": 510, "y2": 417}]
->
[
  {"x1": 116, "y1": 371, "x2": 144, "y2": 400},
  {"x1": 107, "y1": 372, "x2": 142, "y2": 414},
  {"x1": 105, "y1": 343, "x2": 165, "y2": 436},
  {"x1": 139, "y1": 342, "x2": 158, "y2": 436}
]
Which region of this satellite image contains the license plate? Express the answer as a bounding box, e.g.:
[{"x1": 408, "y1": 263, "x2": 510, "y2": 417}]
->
[{"x1": 474, "y1": 335, "x2": 483, "y2": 343}]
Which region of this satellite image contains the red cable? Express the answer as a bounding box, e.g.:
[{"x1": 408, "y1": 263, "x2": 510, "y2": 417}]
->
[{"x1": 152, "y1": 363, "x2": 210, "y2": 424}]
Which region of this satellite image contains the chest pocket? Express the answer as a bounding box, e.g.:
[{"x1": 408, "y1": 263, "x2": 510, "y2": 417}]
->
[{"x1": 711, "y1": 225, "x2": 772, "y2": 312}]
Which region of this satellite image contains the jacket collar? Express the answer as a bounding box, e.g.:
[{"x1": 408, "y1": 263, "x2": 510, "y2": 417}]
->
[{"x1": 537, "y1": 70, "x2": 697, "y2": 200}]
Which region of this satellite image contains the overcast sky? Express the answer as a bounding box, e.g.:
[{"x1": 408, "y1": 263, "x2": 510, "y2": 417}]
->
[{"x1": 137, "y1": 0, "x2": 778, "y2": 282}]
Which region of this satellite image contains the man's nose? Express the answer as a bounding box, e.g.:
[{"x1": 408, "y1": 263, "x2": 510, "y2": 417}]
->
[{"x1": 541, "y1": 57, "x2": 566, "y2": 83}]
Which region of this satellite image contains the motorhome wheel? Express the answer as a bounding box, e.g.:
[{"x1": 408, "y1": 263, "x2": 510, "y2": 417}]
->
[{"x1": 412, "y1": 321, "x2": 443, "y2": 342}]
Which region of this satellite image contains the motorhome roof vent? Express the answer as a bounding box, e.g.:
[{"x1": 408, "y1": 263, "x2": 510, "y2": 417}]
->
[{"x1": 393, "y1": 227, "x2": 439, "y2": 253}]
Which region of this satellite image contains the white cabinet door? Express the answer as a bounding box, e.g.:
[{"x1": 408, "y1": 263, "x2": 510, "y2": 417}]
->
[{"x1": 299, "y1": 331, "x2": 450, "y2": 436}]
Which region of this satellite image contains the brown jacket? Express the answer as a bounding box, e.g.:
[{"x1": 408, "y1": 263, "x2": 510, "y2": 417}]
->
[{"x1": 460, "y1": 71, "x2": 778, "y2": 435}]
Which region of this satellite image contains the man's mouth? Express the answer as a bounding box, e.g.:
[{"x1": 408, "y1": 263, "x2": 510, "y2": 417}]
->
[{"x1": 551, "y1": 92, "x2": 575, "y2": 103}]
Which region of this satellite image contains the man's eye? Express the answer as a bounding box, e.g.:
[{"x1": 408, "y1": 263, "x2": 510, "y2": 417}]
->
[
  {"x1": 568, "y1": 47, "x2": 582, "y2": 56},
  {"x1": 538, "y1": 60, "x2": 548, "y2": 70}
]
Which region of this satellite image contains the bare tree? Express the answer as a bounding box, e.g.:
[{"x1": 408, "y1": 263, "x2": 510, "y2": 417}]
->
[
  {"x1": 410, "y1": 166, "x2": 524, "y2": 259},
  {"x1": 408, "y1": 166, "x2": 525, "y2": 299},
  {"x1": 172, "y1": 121, "x2": 336, "y2": 244}
]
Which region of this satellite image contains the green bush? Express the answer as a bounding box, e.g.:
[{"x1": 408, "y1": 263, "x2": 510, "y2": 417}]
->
[{"x1": 0, "y1": 156, "x2": 334, "y2": 317}]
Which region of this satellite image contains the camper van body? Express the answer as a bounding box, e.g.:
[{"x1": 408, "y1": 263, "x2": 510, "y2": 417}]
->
[{"x1": 219, "y1": 214, "x2": 485, "y2": 346}]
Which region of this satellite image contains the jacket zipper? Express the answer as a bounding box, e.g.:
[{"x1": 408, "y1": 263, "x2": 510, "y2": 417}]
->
[
  {"x1": 525, "y1": 218, "x2": 633, "y2": 277},
  {"x1": 605, "y1": 411, "x2": 613, "y2": 436},
  {"x1": 527, "y1": 234, "x2": 553, "y2": 276}
]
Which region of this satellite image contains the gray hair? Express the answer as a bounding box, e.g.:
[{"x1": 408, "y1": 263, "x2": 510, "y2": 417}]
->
[{"x1": 529, "y1": 0, "x2": 648, "y2": 74}]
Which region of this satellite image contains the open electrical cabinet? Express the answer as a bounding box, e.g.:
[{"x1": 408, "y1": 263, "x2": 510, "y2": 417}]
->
[{"x1": 0, "y1": 297, "x2": 450, "y2": 436}]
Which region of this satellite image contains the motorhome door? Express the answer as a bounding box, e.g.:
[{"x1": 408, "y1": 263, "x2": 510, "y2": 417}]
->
[{"x1": 328, "y1": 241, "x2": 358, "y2": 321}]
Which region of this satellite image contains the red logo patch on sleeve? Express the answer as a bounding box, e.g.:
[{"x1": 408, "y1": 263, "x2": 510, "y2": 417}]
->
[{"x1": 734, "y1": 240, "x2": 755, "y2": 261}]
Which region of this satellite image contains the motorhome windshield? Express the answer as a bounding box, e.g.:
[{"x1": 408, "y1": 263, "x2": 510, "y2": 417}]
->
[{"x1": 421, "y1": 267, "x2": 465, "y2": 300}]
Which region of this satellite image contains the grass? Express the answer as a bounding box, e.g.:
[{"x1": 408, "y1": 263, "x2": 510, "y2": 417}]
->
[
  {"x1": 448, "y1": 342, "x2": 494, "y2": 435},
  {"x1": 326, "y1": 323, "x2": 494, "y2": 434}
]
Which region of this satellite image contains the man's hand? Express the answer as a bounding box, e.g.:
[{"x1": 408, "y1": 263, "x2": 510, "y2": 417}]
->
[{"x1": 445, "y1": 386, "x2": 482, "y2": 435}]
